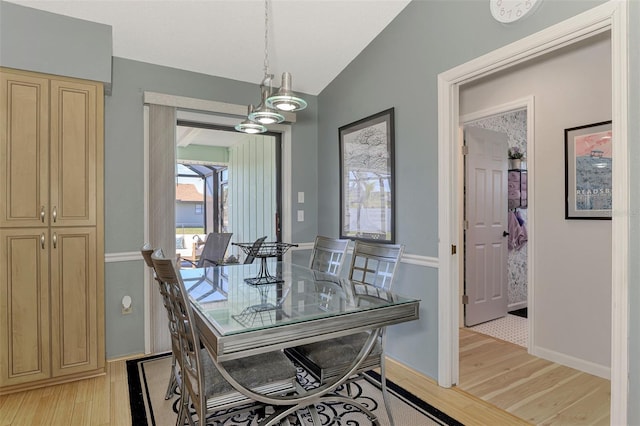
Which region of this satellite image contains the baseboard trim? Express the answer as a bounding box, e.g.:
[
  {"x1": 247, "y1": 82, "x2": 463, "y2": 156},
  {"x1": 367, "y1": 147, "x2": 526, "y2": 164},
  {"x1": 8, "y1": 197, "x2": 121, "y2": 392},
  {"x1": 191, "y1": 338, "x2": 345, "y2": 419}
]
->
[
  {"x1": 531, "y1": 346, "x2": 610, "y2": 380},
  {"x1": 107, "y1": 352, "x2": 147, "y2": 363},
  {"x1": 508, "y1": 302, "x2": 527, "y2": 311},
  {"x1": 385, "y1": 356, "x2": 436, "y2": 384}
]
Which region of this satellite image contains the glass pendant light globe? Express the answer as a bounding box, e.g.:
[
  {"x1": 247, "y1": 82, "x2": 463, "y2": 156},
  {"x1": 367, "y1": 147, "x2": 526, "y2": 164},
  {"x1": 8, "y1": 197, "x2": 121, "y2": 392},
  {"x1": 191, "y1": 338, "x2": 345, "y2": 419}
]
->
[
  {"x1": 266, "y1": 72, "x2": 307, "y2": 112},
  {"x1": 235, "y1": 105, "x2": 267, "y2": 134},
  {"x1": 235, "y1": 120, "x2": 267, "y2": 134},
  {"x1": 248, "y1": 85, "x2": 285, "y2": 124}
]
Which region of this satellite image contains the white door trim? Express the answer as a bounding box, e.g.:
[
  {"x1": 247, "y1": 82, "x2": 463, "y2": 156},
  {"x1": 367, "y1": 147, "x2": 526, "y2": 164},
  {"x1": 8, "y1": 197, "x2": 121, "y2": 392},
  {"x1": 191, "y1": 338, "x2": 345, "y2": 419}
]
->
[
  {"x1": 142, "y1": 95, "x2": 293, "y2": 354},
  {"x1": 437, "y1": 2, "x2": 628, "y2": 425},
  {"x1": 460, "y1": 96, "x2": 535, "y2": 353}
]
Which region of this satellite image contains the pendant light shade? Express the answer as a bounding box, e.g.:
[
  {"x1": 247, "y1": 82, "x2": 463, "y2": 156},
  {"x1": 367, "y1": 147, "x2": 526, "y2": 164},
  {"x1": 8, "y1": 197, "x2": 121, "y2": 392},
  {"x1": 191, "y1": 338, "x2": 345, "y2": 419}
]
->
[
  {"x1": 248, "y1": 85, "x2": 285, "y2": 125},
  {"x1": 236, "y1": 0, "x2": 306, "y2": 133},
  {"x1": 266, "y1": 72, "x2": 308, "y2": 112},
  {"x1": 235, "y1": 105, "x2": 267, "y2": 134}
]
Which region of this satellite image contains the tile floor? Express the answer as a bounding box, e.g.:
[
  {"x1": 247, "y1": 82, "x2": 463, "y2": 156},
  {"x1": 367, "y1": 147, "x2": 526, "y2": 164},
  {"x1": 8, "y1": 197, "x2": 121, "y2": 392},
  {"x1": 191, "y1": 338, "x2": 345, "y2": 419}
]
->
[{"x1": 467, "y1": 314, "x2": 528, "y2": 347}]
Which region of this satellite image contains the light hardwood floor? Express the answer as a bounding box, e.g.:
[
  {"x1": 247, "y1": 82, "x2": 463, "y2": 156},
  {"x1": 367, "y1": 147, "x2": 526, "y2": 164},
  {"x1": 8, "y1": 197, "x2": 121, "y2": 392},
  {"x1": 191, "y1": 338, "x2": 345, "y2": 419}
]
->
[
  {"x1": 1, "y1": 355, "x2": 524, "y2": 426},
  {"x1": 0, "y1": 359, "x2": 131, "y2": 426},
  {"x1": 458, "y1": 328, "x2": 611, "y2": 425},
  {"x1": 0, "y1": 335, "x2": 609, "y2": 426}
]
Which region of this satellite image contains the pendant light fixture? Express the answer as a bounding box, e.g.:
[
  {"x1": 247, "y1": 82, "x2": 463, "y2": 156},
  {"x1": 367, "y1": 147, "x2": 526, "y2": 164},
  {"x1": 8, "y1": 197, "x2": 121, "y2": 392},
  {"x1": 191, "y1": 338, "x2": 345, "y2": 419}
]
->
[
  {"x1": 235, "y1": 0, "x2": 306, "y2": 133},
  {"x1": 266, "y1": 71, "x2": 307, "y2": 112},
  {"x1": 235, "y1": 105, "x2": 267, "y2": 134},
  {"x1": 249, "y1": 84, "x2": 285, "y2": 125}
]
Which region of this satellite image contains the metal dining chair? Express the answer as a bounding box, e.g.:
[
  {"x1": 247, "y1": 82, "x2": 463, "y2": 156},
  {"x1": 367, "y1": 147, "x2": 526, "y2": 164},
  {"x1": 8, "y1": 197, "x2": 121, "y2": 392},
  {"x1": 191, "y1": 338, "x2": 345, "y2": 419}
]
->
[
  {"x1": 243, "y1": 235, "x2": 267, "y2": 264},
  {"x1": 285, "y1": 240, "x2": 404, "y2": 425},
  {"x1": 150, "y1": 248, "x2": 299, "y2": 426},
  {"x1": 308, "y1": 235, "x2": 350, "y2": 276},
  {"x1": 141, "y1": 243, "x2": 181, "y2": 400},
  {"x1": 181, "y1": 232, "x2": 233, "y2": 268}
]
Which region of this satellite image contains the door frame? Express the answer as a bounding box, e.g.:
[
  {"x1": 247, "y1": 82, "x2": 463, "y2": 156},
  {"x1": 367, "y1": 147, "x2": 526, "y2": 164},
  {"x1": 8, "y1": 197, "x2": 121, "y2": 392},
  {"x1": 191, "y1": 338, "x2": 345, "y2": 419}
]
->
[
  {"x1": 142, "y1": 99, "x2": 293, "y2": 355},
  {"x1": 437, "y1": 2, "x2": 628, "y2": 424},
  {"x1": 460, "y1": 97, "x2": 534, "y2": 350}
]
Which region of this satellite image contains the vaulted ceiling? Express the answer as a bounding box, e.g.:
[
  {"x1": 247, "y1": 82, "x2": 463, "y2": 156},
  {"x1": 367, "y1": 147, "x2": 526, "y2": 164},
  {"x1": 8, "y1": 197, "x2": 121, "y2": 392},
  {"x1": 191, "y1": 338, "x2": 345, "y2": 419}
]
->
[{"x1": 7, "y1": 0, "x2": 411, "y2": 95}]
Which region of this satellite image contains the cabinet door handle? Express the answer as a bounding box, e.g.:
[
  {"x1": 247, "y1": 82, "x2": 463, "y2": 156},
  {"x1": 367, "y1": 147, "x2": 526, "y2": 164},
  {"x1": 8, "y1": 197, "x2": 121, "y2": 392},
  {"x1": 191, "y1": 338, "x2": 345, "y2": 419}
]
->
[
  {"x1": 41, "y1": 233, "x2": 45, "y2": 249},
  {"x1": 52, "y1": 206, "x2": 57, "y2": 223},
  {"x1": 40, "y1": 206, "x2": 46, "y2": 223},
  {"x1": 52, "y1": 232, "x2": 57, "y2": 249}
]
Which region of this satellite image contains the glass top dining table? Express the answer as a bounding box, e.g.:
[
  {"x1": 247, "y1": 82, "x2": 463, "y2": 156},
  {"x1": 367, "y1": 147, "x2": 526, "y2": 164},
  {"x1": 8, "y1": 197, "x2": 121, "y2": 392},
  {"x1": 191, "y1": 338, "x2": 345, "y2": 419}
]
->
[{"x1": 179, "y1": 260, "x2": 420, "y2": 363}]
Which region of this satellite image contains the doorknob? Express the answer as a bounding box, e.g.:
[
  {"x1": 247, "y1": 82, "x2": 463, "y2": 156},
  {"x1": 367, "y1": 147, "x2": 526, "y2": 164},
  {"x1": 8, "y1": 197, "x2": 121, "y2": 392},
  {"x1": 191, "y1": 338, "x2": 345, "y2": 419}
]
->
[{"x1": 503, "y1": 231, "x2": 509, "y2": 237}]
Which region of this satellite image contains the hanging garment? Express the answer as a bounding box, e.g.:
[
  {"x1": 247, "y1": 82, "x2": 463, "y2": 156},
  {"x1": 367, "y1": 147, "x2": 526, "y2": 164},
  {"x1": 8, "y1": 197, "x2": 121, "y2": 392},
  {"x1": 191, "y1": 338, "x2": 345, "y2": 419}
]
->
[{"x1": 508, "y1": 210, "x2": 528, "y2": 250}]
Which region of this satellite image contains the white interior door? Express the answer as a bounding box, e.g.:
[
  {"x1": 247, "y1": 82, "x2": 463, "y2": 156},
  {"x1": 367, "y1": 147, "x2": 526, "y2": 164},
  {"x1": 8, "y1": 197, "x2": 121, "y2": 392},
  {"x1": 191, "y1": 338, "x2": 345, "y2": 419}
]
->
[{"x1": 464, "y1": 126, "x2": 509, "y2": 327}]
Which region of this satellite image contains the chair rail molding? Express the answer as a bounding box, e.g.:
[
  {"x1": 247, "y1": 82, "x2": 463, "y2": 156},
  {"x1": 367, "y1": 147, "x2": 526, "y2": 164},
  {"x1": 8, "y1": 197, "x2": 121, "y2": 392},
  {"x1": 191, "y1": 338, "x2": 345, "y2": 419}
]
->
[
  {"x1": 292, "y1": 242, "x2": 438, "y2": 268},
  {"x1": 105, "y1": 251, "x2": 142, "y2": 263}
]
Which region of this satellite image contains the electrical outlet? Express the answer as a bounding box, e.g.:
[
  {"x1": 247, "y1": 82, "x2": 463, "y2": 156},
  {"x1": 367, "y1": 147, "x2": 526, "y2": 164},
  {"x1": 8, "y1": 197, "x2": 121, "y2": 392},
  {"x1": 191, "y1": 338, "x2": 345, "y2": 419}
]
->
[{"x1": 122, "y1": 295, "x2": 132, "y2": 315}]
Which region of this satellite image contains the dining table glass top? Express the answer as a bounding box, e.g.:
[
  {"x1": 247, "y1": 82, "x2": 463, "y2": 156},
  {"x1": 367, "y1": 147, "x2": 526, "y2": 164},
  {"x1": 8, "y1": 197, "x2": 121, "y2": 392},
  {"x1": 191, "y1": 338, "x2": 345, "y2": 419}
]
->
[{"x1": 179, "y1": 260, "x2": 418, "y2": 337}]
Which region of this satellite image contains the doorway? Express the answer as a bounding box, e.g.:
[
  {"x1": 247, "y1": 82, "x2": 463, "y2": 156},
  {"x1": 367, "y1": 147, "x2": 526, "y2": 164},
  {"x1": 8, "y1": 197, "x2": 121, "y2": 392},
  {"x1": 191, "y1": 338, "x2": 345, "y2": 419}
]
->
[
  {"x1": 174, "y1": 120, "x2": 282, "y2": 264},
  {"x1": 437, "y1": 3, "x2": 626, "y2": 423},
  {"x1": 143, "y1": 99, "x2": 294, "y2": 356},
  {"x1": 463, "y1": 108, "x2": 530, "y2": 349}
]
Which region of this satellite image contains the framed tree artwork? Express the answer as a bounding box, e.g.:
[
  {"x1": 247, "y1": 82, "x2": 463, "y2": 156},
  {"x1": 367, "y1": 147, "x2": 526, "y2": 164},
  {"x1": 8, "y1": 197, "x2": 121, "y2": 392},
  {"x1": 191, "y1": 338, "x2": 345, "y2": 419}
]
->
[
  {"x1": 339, "y1": 108, "x2": 395, "y2": 243},
  {"x1": 564, "y1": 120, "x2": 612, "y2": 219}
]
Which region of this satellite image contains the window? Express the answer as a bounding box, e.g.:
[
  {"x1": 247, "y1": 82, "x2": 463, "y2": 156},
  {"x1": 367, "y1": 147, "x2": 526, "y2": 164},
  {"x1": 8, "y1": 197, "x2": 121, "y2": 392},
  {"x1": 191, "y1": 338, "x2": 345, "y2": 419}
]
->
[{"x1": 195, "y1": 204, "x2": 203, "y2": 214}]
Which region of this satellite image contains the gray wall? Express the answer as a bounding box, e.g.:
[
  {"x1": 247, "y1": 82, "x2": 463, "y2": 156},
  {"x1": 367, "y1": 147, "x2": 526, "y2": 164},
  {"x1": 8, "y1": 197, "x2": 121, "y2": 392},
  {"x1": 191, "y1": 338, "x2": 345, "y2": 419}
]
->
[
  {"x1": 316, "y1": 0, "x2": 612, "y2": 377},
  {"x1": 104, "y1": 57, "x2": 318, "y2": 357},
  {"x1": 0, "y1": 1, "x2": 112, "y2": 89}
]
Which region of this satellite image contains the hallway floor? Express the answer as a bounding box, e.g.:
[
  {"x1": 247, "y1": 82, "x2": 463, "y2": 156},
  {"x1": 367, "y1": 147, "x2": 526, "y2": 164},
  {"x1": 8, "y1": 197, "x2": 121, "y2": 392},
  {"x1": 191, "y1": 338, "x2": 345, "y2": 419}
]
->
[{"x1": 468, "y1": 314, "x2": 528, "y2": 347}]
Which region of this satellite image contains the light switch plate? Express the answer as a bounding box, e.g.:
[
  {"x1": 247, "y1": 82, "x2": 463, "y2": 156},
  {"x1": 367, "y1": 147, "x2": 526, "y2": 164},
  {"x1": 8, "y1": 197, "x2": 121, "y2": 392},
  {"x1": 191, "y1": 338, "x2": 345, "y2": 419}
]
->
[{"x1": 298, "y1": 192, "x2": 305, "y2": 203}]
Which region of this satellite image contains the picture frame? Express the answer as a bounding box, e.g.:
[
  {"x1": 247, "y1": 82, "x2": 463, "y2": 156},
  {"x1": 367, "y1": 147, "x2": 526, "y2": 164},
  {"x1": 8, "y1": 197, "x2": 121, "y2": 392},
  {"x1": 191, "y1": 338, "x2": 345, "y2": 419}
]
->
[
  {"x1": 564, "y1": 120, "x2": 612, "y2": 220},
  {"x1": 339, "y1": 108, "x2": 395, "y2": 243}
]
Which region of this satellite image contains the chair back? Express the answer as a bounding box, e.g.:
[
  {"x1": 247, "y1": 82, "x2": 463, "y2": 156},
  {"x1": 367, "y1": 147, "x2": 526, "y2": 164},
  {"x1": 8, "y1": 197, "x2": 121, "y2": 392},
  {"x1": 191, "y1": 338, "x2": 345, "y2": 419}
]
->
[
  {"x1": 197, "y1": 232, "x2": 233, "y2": 267},
  {"x1": 141, "y1": 243, "x2": 154, "y2": 268},
  {"x1": 309, "y1": 236, "x2": 349, "y2": 275},
  {"x1": 141, "y1": 245, "x2": 181, "y2": 362},
  {"x1": 349, "y1": 241, "x2": 404, "y2": 291},
  {"x1": 151, "y1": 249, "x2": 207, "y2": 423},
  {"x1": 244, "y1": 236, "x2": 267, "y2": 264}
]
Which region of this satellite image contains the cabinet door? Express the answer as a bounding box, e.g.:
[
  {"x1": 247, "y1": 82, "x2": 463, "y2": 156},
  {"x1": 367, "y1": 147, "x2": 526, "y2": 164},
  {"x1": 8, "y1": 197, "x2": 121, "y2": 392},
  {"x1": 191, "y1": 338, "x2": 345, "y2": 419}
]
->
[
  {"x1": 50, "y1": 227, "x2": 99, "y2": 377},
  {"x1": 0, "y1": 229, "x2": 50, "y2": 387},
  {"x1": 50, "y1": 79, "x2": 102, "y2": 227},
  {"x1": 51, "y1": 228, "x2": 102, "y2": 377},
  {"x1": 0, "y1": 69, "x2": 49, "y2": 228}
]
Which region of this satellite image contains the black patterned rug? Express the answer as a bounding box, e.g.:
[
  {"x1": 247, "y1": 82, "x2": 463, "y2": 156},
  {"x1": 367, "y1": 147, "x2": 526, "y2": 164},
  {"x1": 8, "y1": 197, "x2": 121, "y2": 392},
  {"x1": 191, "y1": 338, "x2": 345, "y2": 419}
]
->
[{"x1": 127, "y1": 353, "x2": 463, "y2": 425}]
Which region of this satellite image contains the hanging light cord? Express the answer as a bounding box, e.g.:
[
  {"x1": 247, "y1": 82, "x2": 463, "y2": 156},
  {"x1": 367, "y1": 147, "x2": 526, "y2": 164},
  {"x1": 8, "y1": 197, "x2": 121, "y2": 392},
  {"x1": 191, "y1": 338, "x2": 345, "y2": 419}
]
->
[{"x1": 262, "y1": 0, "x2": 273, "y2": 85}]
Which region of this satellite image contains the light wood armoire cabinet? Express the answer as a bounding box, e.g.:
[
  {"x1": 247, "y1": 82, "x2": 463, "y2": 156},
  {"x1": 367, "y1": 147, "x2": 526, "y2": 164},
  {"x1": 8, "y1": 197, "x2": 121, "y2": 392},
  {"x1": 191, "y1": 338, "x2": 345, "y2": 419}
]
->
[{"x1": 0, "y1": 68, "x2": 104, "y2": 393}]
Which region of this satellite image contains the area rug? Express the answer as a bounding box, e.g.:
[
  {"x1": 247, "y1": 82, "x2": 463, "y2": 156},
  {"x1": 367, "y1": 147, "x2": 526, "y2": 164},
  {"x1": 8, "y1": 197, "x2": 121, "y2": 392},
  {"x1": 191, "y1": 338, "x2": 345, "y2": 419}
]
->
[{"x1": 127, "y1": 353, "x2": 463, "y2": 426}]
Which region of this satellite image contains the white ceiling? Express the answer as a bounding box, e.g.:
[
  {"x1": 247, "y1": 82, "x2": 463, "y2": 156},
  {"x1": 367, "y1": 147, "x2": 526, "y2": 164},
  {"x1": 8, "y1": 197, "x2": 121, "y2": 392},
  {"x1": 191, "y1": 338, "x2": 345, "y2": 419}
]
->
[{"x1": 8, "y1": 0, "x2": 411, "y2": 96}]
